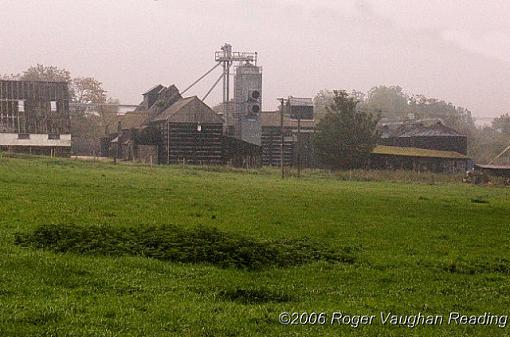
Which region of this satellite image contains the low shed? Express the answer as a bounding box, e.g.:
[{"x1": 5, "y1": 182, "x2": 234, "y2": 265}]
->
[
  {"x1": 370, "y1": 145, "x2": 470, "y2": 173},
  {"x1": 475, "y1": 164, "x2": 510, "y2": 178}
]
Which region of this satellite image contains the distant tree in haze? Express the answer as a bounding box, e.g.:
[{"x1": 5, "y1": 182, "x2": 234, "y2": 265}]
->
[
  {"x1": 471, "y1": 113, "x2": 510, "y2": 164},
  {"x1": 364, "y1": 85, "x2": 410, "y2": 121},
  {"x1": 470, "y1": 125, "x2": 510, "y2": 164},
  {"x1": 314, "y1": 89, "x2": 366, "y2": 121},
  {"x1": 19, "y1": 64, "x2": 76, "y2": 103},
  {"x1": 492, "y1": 113, "x2": 510, "y2": 135},
  {"x1": 70, "y1": 78, "x2": 115, "y2": 155},
  {"x1": 313, "y1": 89, "x2": 335, "y2": 120},
  {"x1": 21, "y1": 64, "x2": 72, "y2": 82},
  {"x1": 409, "y1": 94, "x2": 475, "y2": 136},
  {"x1": 0, "y1": 73, "x2": 20, "y2": 80},
  {"x1": 313, "y1": 90, "x2": 380, "y2": 169},
  {"x1": 363, "y1": 85, "x2": 475, "y2": 134},
  {"x1": 73, "y1": 77, "x2": 107, "y2": 105}
]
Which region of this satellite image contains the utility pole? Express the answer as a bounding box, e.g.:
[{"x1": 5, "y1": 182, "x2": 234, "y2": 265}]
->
[
  {"x1": 167, "y1": 120, "x2": 170, "y2": 164},
  {"x1": 297, "y1": 106, "x2": 301, "y2": 178},
  {"x1": 278, "y1": 98, "x2": 286, "y2": 179}
]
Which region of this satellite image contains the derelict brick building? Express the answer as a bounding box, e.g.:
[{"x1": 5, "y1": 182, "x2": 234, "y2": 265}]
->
[{"x1": 0, "y1": 80, "x2": 71, "y2": 156}]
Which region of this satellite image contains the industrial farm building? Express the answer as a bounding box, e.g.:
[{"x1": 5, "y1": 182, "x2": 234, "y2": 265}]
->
[
  {"x1": 0, "y1": 80, "x2": 71, "y2": 156},
  {"x1": 100, "y1": 84, "x2": 260, "y2": 167},
  {"x1": 0, "y1": 45, "x2": 472, "y2": 174},
  {"x1": 99, "y1": 82, "x2": 471, "y2": 173}
]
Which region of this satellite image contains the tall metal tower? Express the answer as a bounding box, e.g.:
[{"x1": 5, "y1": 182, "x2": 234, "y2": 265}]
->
[
  {"x1": 215, "y1": 43, "x2": 259, "y2": 137},
  {"x1": 181, "y1": 43, "x2": 261, "y2": 142}
]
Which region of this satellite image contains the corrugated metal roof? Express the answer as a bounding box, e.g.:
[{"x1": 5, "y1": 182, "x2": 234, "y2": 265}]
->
[
  {"x1": 372, "y1": 145, "x2": 469, "y2": 159},
  {"x1": 475, "y1": 164, "x2": 510, "y2": 170},
  {"x1": 379, "y1": 121, "x2": 465, "y2": 138},
  {"x1": 400, "y1": 122, "x2": 464, "y2": 137}
]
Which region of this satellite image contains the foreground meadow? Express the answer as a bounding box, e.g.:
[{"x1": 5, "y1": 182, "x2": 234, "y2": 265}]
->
[{"x1": 0, "y1": 156, "x2": 509, "y2": 336}]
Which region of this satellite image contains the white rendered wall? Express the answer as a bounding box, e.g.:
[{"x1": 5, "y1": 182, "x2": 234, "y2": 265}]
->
[{"x1": 0, "y1": 133, "x2": 71, "y2": 147}]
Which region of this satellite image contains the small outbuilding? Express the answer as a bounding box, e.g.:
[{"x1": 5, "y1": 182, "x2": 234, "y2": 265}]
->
[
  {"x1": 475, "y1": 164, "x2": 510, "y2": 178},
  {"x1": 370, "y1": 145, "x2": 470, "y2": 173}
]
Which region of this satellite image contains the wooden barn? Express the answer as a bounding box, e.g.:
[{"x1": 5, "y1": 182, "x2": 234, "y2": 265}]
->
[
  {"x1": 151, "y1": 96, "x2": 224, "y2": 165},
  {"x1": 379, "y1": 121, "x2": 467, "y2": 154},
  {"x1": 0, "y1": 80, "x2": 71, "y2": 156},
  {"x1": 100, "y1": 84, "x2": 263, "y2": 167}
]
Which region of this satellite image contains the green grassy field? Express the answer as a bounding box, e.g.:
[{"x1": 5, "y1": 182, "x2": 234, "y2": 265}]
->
[{"x1": 1, "y1": 155, "x2": 509, "y2": 336}]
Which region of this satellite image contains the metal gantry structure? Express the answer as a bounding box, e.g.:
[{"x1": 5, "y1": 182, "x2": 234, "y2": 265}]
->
[
  {"x1": 214, "y1": 43, "x2": 257, "y2": 108},
  {"x1": 179, "y1": 43, "x2": 258, "y2": 128}
]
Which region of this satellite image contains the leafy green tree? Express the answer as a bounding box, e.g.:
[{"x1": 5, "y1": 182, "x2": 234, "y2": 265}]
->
[{"x1": 313, "y1": 90, "x2": 380, "y2": 169}]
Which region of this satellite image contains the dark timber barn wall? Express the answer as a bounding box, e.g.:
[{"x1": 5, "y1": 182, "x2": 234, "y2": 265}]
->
[
  {"x1": 159, "y1": 122, "x2": 223, "y2": 165},
  {"x1": 151, "y1": 96, "x2": 224, "y2": 165},
  {"x1": 261, "y1": 125, "x2": 293, "y2": 166},
  {"x1": 261, "y1": 111, "x2": 315, "y2": 167},
  {"x1": 0, "y1": 80, "x2": 71, "y2": 156},
  {"x1": 223, "y1": 135, "x2": 262, "y2": 167},
  {"x1": 0, "y1": 80, "x2": 70, "y2": 134}
]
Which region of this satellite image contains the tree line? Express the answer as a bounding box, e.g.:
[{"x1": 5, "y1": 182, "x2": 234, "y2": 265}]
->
[{"x1": 314, "y1": 86, "x2": 510, "y2": 166}]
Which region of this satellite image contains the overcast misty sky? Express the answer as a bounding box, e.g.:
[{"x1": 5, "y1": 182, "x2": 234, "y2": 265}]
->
[{"x1": 1, "y1": 0, "x2": 509, "y2": 119}]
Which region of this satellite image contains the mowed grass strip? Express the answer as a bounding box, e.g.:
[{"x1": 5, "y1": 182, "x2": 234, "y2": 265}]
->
[{"x1": 1, "y1": 155, "x2": 510, "y2": 336}]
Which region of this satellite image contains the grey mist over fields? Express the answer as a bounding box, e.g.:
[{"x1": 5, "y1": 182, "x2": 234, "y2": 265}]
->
[{"x1": 1, "y1": 0, "x2": 509, "y2": 119}]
